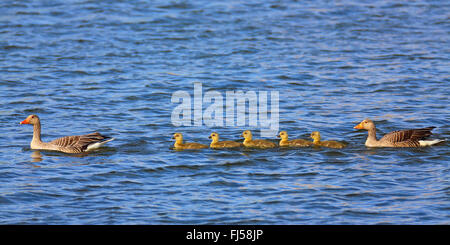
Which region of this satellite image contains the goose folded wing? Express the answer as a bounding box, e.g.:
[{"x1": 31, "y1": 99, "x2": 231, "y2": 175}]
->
[
  {"x1": 50, "y1": 132, "x2": 109, "y2": 151},
  {"x1": 409, "y1": 127, "x2": 435, "y2": 140},
  {"x1": 380, "y1": 127, "x2": 435, "y2": 143}
]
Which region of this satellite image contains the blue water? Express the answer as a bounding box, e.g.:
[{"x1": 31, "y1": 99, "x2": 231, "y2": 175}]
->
[{"x1": 0, "y1": 0, "x2": 449, "y2": 224}]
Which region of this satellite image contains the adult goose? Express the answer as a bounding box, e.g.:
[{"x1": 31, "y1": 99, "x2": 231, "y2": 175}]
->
[
  {"x1": 241, "y1": 130, "x2": 277, "y2": 148},
  {"x1": 20, "y1": 114, "x2": 114, "y2": 153},
  {"x1": 277, "y1": 131, "x2": 312, "y2": 147},
  {"x1": 172, "y1": 133, "x2": 208, "y2": 150},
  {"x1": 209, "y1": 132, "x2": 243, "y2": 148},
  {"x1": 354, "y1": 119, "x2": 443, "y2": 147}
]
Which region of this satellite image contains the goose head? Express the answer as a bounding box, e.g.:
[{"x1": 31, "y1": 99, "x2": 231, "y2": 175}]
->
[
  {"x1": 354, "y1": 119, "x2": 375, "y2": 131},
  {"x1": 241, "y1": 130, "x2": 253, "y2": 140},
  {"x1": 310, "y1": 131, "x2": 321, "y2": 142},
  {"x1": 20, "y1": 114, "x2": 40, "y2": 125},
  {"x1": 277, "y1": 131, "x2": 289, "y2": 140},
  {"x1": 172, "y1": 133, "x2": 184, "y2": 143},
  {"x1": 208, "y1": 132, "x2": 220, "y2": 143}
]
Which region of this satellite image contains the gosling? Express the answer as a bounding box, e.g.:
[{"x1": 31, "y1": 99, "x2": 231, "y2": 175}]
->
[
  {"x1": 209, "y1": 132, "x2": 243, "y2": 148},
  {"x1": 172, "y1": 133, "x2": 208, "y2": 150},
  {"x1": 278, "y1": 131, "x2": 312, "y2": 147},
  {"x1": 310, "y1": 131, "x2": 346, "y2": 149},
  {"x1": 241, "y1": 130, "x2": 277, "y2": 148}
]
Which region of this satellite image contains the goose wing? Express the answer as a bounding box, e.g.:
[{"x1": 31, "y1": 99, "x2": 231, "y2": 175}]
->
[
  {"x1": 290, "y1": 139, "x2": 313, "y2": 146},
  {"x1": 253, "y1": 139, "x2": 276, "y2": 148},
  {"x1": 50, "y1": 132, "x2": 112, "y2": 152},
  {"x1": 183, "y1": 142, "x2": 208, "y2": 149},
  {"x1": 379, "y1": 127, "x2": 435, "y2": 144},
  {"x1": 321, "y1": 140, "x2": 346, "y2": 148},
  {"x1": 213, "y1": 141, "x2": 242, "y2": 148}
]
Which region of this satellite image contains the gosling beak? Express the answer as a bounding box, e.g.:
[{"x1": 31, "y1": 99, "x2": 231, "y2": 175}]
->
[
  {"x1": 208, "y1": 136, "x2": 212, "y2": 139},
  {"x1": 276, "y1": 135, "x2": 280, "y2": 138},
  {"x1": 20, "y1": 119, "x2": 29, "y2": 124},
  {"x1": 171, "y1": 136, "x2": 175, "y2": 139},
  {"x1": 354, "y1": 123, "x2": 364, "y2": 129}
]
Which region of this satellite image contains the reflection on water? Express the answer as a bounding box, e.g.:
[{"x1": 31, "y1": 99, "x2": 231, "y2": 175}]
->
[
  {"x1": 30, "y1": 150, "x2": 100, "y2": 164},
  {"x1": 31, "y1": 151, "x2": 42, "y2": 163}
]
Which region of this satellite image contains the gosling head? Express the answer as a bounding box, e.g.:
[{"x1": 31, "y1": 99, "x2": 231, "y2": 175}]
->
[
  {"x1": 241, "y1": 130, "x2": 253, "y2": 140},
  {"x1": 310, "y1": 131, "x2": 321, "y2": 142},
  {"x1": 277, "y1": 131, "x2": 289, "y2": 140},
  {"x1": 20, "y1": 114, "x2": 40, "y2": 125},
  {"x1": 172, "y1": 133, "x2": 183, "y2": 143},
  {"x1": 354, "y1": 118, "x2": 375, "y2": 131},
  {"x1": 208, "y1": 132, "x2": 219, "y2": 142}
]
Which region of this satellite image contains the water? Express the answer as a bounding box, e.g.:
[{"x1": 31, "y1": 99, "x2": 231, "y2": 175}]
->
[{"x1": 0, "y1": 0, "x2": 449, "y2": 224}]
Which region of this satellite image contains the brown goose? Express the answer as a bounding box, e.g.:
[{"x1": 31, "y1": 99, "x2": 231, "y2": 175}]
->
[
  {"x1": 20, "y1": 114, "x2": 114, "y2": 153},
  {"x1": 172, "y1": 133, "x2": 208, "y2": 150},
  {"x1": 354, "y1": 118, "x2": 443, "y2": 147},
  {"x1": 277, "y1": 131, "x2": 312, "y2": 147},
  {"x1": 209, "y1": 132, "x2": 243, "y2": 148},
  {"x1": 310, "y1": 131, "x2": 346, "y2": 149},
  {"x1": 241, "y1": 130, "x2": 277, "y2": 148}
]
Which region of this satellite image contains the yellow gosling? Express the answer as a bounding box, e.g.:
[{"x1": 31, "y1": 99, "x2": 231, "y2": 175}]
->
[
  {"x1": 241, "y1": 130, "x2": 277, "y2": 148},
  {"x1": 209, "y1": 132, "x2": 243, "y2": 148},
  {"x1": 172, "y1": 133, "x2": 208, "y2": 150},
  {"x1": 310, "y1": 131, "x2": 346, "y2": 149},
  {"x1": 277, "y1": 131, "x2": 312, "y2": 147}
]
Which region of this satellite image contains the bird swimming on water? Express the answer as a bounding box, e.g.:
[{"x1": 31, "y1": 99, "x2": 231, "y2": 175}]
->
[
  {"x1": 353, "y1": 118, "x2": 443, "y2": 147},
  {"x1": 20, "y1": 114, "x2": 114, "y2": 154},
  {"x1": 310, "y1": 131, "x2": 346, "y2": 149},
  {"x1": 172, "y1": 133, "x2": 208, "y2": 150},
  {"x1": 241, "y1": 130, "x2": 277, "y2": 148},
  {"x1": 278, "y1": 131, "x2": 312, "y2": 147},
  {"x1": 209, "y1": 132, "x2": 243, "y2": 148}
]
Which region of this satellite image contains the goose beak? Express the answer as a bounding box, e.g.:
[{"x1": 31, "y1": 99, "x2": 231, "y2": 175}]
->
[
  {"x1": 354, "y1": 123, "x2": 363, "y2": 129},
  {"x1": 20, "y1": 119, "x2": 29, "y2": 124}
]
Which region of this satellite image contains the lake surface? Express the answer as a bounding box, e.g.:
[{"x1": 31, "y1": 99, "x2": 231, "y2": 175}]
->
[{"x1": 0, "y1": 0, "x2": 448, "y2": 224}]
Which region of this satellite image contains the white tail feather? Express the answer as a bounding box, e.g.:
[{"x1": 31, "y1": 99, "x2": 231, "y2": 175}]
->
[
  {"x1": 419, "y1": 139, "x2": 444, "y2": 147},
  {"x1": 86, "y1": 138, "x2": 115, "y2": 151}
]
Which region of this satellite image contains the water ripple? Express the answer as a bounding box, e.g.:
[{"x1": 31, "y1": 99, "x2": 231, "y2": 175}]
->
[{"x1": 0, "y1": 0, "x2": 448, "y2": 225}]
